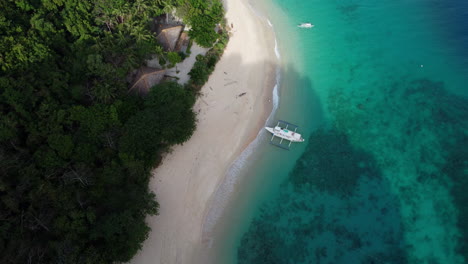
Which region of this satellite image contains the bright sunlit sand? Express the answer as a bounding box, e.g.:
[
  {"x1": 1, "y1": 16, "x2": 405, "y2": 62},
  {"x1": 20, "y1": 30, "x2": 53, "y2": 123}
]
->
[{"x1": 129, "y1": 0, "x2": 277, "y2": 263}]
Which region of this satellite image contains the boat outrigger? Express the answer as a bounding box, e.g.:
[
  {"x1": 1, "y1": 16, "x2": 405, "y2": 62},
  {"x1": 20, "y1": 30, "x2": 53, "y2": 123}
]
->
[{"x1": 265, "y1": 120, "x2": 305, "y2": 150}]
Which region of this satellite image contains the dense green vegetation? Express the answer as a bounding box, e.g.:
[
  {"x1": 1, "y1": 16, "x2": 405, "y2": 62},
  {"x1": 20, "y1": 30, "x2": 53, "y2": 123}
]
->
[
  {"x1": 177, "y1": 0, "x2": 225, "y2": 47},
  {"x1": 0, "y1": 0, "x2": 225, "y2": 263},
  {"x1": 188, "y1": 30, "x2": 229, "y2": 90}
]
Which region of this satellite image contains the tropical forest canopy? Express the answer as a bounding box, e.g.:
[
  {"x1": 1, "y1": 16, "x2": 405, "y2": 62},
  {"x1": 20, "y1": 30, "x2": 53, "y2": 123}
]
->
[{"x1": 0, "y1": 0, "x2": 224, "y2": 263}]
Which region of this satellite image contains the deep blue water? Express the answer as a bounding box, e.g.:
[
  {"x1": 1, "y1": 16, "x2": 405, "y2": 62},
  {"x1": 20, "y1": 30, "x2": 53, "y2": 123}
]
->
[{"x1": 237, "y1": 0, "x2": 468, "y2": 263}]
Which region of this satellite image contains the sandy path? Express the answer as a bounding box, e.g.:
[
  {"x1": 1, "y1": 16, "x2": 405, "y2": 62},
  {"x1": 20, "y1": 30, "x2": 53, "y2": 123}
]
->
[
  {"x1": 129, "y1": 0, "x2": 277, "y2": 263},
  {"x1": 165, "y1": 43, "x2": 209, "y2": 85}
]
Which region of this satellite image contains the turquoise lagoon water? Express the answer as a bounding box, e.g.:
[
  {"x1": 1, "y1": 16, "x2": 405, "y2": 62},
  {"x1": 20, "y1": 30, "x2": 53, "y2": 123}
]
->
[{"x1": 217, "y1": 0, "x2": 468, "y2": 263}]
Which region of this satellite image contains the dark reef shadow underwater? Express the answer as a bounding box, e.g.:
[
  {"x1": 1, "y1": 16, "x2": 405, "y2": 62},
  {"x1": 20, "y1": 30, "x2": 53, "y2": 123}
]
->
[
  {"x1": 239, "y1": 129, "x2": 408, "y2": 264},
  {"x1": 236, "y1": 0, "x2": 468, "y2": 262},
  {"x1": 238, "y1": 76, "x2": 468, "y2": 263}
]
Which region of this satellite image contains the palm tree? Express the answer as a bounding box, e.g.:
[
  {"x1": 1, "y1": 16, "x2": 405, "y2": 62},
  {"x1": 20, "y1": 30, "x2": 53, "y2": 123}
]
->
[
  {"x1": 92, "y1": 82, "x2": 117, "y2": 104},
  {"x1": 161, "y1": 1, "x2": 174, "y2": 24},
  {"x1": 112, "y1": 2, "x2": 130, "y2": 25},
  {"x1": 133, "y1": 0, "x2": 149, "y2": 18},
  {"x1": 124, "y1": 52, "x2": 139, "y2": 69},
  {"x1": 93, "y1": 0, "x2": 115, "y2": 31},
  {"x1": 154, "y1": 45, "x2": 164, "y2": 57},
  {"x1": 115, "y1": 30, "x2": 128, "y2": 47},
  {"x1": 126, "y1": 21, "x2": 151, "y2": 43},
  {"x1": 154, "y1": 45, "x2": 166, "y2": 65}
]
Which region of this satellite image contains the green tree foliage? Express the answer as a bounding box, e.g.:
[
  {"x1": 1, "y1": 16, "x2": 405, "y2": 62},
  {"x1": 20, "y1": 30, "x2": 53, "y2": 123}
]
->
[
  {"x1": 187, "y1": 30, "x2": 229, "y2": 90},
  {"x1": 167, "y1": 51, "x2": 182, "y2": 66},
  {"x1": 120, "y1": 82, "x2": 196, "y2": 166},
  {"x1": 177, "y1": 0, "x2": 225, "y2": 47},
  {"x1": 0, "y1": 0, "x2": 202, "y2": 263}
]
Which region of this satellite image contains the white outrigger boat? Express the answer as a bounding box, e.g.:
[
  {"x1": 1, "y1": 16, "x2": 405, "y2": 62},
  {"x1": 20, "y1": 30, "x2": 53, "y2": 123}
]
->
[
  {"x1": 265, "y1": 120, "x2": 305, "y2": 150},
  {"x1": 298, "y1": 23, "x2": 314, "y2": 28}
]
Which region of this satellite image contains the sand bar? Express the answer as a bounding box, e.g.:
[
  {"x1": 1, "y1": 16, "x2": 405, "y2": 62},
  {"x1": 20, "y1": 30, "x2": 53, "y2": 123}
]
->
[{"x1": 129, "y1": 0, "x2": 277, "y2": 262}]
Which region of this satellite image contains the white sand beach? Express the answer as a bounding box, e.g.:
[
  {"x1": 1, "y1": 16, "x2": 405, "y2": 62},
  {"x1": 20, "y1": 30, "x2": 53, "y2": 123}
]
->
[{"x1": 129, "y1": 0, "x2": 277, "y2": 263}]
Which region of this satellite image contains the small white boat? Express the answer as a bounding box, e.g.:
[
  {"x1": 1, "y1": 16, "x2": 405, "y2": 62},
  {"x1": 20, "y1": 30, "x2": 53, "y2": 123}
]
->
[
  {"x1": 265, "y1": 120, "x2": 305, "y2": 150},
  {"x1": 298, "y1": 23, "x2": 314, "y2": 28}
]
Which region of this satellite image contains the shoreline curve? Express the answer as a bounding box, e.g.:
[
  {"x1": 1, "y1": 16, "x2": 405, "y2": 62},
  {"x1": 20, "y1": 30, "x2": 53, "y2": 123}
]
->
[
  {"x1": 200, "y1": 16, "x2": 281, "y2": 245},
  {"x1": 129, "y1": 0, "x2": 278, "y2": 262}
]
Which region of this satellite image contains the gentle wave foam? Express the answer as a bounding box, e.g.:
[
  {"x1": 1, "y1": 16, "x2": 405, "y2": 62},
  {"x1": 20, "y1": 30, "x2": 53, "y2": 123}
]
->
[{"x1": 202, "y1": 21, "x2": 281, "y2": 244}]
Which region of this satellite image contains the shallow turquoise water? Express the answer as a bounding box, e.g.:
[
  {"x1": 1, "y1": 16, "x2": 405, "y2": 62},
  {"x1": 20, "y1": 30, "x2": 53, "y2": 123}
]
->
[{"x1": 235, "y1": 0, "x2": 468, "y2": 263}]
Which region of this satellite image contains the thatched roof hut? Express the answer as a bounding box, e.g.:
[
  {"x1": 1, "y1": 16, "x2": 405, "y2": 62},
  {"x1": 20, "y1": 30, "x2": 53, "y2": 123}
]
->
[
  {"x1": 175, "y1": 32, "x2": 190, "y2": 53},
  {"x1": 156, "y1": 25, "x2": 183, "y2": 52},
  {"x1": 129, "y1": 67, "x2": 166, "y2": 95}
]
